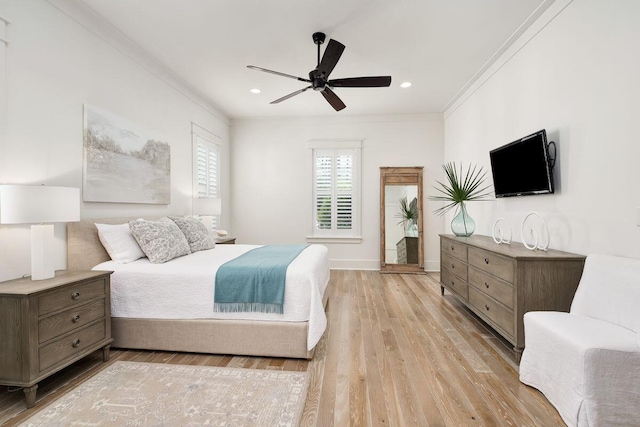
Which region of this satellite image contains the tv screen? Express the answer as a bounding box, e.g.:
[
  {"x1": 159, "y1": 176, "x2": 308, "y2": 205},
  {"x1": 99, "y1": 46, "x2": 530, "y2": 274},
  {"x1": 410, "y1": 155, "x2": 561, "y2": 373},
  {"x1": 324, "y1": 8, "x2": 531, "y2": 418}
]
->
[{"x1": 489, "y1": 130, "x2": 554, "y2": 198}]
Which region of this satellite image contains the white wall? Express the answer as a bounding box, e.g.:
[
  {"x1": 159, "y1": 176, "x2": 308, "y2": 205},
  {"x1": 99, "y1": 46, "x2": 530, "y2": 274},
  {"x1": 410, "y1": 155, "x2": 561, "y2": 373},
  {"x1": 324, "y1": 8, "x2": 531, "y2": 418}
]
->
[
  {"x1": 0, "y1": 0, "x2": 230, "y2": 281},
  {"x1": 231, "y1": 114, "x2": 444, "y2": 270},
  {"x1": 444, "y1": 0, "x2": 640, "y2": 258}
]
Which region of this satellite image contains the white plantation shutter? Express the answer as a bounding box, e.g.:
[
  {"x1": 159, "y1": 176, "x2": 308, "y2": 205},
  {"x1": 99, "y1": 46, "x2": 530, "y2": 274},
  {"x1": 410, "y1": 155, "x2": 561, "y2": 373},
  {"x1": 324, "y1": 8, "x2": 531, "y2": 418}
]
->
[
  {"x1": 310, "y1": 140, "x2": 361, "y2": 238},
  {"x1": 192, "y1": 128, "x2": 221, "y2": 230},
  {"x1": 196, "y1": 140, "x2": 219, "y2": 198}
]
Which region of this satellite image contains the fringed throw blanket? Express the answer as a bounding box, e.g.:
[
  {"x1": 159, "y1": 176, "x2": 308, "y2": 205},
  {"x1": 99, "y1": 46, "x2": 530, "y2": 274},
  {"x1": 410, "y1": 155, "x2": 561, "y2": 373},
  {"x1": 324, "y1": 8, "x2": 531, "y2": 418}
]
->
[{"x1": 214, "y1": 244, "x2": 310, "y2": 314}]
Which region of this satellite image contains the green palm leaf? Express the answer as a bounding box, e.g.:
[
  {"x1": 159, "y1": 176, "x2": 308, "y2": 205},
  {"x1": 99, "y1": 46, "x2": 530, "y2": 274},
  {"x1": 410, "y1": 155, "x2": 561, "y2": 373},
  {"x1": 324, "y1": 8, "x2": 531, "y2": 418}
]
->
[{"x1": 430, "y1": 162, "x2": 492, "y2": 216}]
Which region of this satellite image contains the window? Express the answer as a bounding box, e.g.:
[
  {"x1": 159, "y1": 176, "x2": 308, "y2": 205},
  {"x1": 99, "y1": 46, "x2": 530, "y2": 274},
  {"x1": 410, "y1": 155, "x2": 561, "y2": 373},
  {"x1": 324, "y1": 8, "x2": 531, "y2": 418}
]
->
[
  {"x1": 192, "y1": 124, "x2": 221, "y2": 229},
  {"x1": 308, "y1": 140, "x2": 361, "y2": 241}
]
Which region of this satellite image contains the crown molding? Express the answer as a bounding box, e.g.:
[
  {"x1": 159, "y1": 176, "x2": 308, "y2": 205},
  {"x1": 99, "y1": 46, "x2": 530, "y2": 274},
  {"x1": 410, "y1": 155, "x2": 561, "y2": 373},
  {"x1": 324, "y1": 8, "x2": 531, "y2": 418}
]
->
[{"x1": 46, "y1": 0, "x2": 230, "y2": 125}]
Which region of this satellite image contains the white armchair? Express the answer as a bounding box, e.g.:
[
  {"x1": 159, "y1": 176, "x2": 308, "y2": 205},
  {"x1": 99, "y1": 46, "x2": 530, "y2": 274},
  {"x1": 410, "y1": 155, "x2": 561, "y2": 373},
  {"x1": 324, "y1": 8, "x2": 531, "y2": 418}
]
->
[{"x1": 519, "y1": 254, "x2": 640, "y2": 427}]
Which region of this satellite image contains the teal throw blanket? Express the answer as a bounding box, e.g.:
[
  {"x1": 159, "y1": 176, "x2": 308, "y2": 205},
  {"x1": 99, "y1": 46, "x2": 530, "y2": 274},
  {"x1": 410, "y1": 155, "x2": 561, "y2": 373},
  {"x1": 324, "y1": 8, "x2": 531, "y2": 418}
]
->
[{"x1": 214, "y1": 244, "x2": 310, "y2": 314}]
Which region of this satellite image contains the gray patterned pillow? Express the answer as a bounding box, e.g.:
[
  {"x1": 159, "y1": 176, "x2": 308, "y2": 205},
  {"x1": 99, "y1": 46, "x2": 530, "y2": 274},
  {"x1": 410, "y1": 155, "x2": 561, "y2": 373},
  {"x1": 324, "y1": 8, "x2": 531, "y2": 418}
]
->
[
  {"x1": 129, "y1": 217, "x2": 191, "y2": 263},
  {"x1": 169, "y1": 216, "x2": 215, "y2": 252}
]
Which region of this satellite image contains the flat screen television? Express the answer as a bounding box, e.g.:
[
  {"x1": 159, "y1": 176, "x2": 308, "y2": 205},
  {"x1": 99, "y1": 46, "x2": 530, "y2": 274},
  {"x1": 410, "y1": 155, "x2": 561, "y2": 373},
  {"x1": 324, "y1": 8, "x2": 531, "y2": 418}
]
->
[{"x1": 489, "y1": 129, "x2": 554, "y2": 198}]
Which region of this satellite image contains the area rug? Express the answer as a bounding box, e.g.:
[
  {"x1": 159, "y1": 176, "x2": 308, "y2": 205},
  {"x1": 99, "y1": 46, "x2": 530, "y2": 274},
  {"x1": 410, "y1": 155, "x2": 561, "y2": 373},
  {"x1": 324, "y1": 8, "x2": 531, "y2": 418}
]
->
[{"x1": 20, "y1": 361, "x2": 309, "y2": 426}]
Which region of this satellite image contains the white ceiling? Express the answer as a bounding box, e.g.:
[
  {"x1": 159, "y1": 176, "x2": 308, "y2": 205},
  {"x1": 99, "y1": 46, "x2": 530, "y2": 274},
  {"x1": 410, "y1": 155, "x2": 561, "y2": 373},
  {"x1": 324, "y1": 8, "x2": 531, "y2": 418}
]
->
[{"x1": 79, "y1": 0, "x2": 553, "y2": 119}]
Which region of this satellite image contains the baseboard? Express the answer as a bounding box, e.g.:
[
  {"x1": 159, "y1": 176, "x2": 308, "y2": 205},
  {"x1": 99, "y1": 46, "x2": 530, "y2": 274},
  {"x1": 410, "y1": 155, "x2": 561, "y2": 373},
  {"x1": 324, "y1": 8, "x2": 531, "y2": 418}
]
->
[
  {"x1": 329, "y1": 259, "x2": 379, "y2": 270},
  {"x1": 329, "y1": 259, "x2": 441, "y2": 272}
]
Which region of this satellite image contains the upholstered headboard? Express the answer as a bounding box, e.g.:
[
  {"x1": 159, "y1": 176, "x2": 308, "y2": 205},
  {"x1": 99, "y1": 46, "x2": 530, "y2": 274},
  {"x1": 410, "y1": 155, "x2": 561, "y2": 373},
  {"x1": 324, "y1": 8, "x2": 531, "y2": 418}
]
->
[{"x1": 67, "y1": 217, "x2": 159, "y2": 271}]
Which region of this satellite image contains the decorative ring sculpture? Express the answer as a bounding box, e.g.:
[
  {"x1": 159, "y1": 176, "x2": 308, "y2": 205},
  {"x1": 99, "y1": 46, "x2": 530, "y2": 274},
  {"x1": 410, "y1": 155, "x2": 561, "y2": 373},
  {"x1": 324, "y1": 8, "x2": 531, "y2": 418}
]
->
[
  {"x1": 520, "y1": 211, "x2": 550, "y2": 251},
  {"x1": 492, "y1": 218, "x2": 512, "y2": 245}
]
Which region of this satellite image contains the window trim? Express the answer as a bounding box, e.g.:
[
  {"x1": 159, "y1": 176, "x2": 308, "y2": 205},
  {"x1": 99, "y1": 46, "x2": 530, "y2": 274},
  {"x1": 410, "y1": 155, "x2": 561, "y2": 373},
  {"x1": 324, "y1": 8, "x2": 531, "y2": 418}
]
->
[{"x1": 307, "y1": 139, "x2": 362, "y2": 242}]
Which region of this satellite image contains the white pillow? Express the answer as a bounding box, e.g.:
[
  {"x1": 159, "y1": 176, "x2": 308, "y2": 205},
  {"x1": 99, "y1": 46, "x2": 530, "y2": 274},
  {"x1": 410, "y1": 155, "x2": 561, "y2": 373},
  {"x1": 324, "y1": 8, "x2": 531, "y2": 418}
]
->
[{"x1": 95, "y1": 223, "x2": 145, "y2": 264}]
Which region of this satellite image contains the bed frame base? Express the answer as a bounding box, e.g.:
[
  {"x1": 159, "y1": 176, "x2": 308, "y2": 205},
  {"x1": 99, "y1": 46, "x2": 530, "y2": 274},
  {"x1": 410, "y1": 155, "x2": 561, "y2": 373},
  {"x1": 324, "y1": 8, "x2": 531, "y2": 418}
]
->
[{"x1": 112, "y1": 317, "x2": 315, "y2": 359}]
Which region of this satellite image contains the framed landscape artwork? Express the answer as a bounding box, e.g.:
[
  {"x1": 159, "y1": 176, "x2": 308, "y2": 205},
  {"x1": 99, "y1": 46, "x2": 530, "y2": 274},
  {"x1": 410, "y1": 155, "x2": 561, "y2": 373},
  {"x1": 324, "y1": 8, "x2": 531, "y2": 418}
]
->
[{"x1": 83, "y1": 104, "x2": 171, "y2": 204}]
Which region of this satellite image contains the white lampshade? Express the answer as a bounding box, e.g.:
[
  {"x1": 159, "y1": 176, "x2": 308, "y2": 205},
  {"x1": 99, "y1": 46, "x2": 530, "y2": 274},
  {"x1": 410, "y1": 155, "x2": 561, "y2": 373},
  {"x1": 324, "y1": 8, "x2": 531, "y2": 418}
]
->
[
  {"x1": 192, "y1": 197, "x2": 221, "y2": 216},
  {"x1": 0, "y1": 185, "x2": 80, "y2": 281},
  {"x1": 0, "y1": 185, "x2": 80, "y2": 224}
]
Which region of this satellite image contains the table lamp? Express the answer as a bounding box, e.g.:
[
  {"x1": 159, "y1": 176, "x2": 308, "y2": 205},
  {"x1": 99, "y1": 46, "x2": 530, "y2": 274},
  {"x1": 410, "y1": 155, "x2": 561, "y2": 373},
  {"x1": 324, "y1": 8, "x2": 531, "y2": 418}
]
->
[
  {"x1": 0, "y1": 185, "x2": 80, "y2": 280},
  {"x1": 192, "y1": 197, "x2": 221, "y2": 232}
]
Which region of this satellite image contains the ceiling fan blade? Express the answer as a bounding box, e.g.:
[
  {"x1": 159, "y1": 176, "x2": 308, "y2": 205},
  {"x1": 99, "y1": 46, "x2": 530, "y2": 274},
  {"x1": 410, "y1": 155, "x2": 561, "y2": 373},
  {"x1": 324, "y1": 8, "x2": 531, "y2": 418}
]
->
[
  {"x1": 321, "y1": 87, "x2": 346, "y2": 111},
  {"x1": 328, "y1": 76, "x2": 392, "y2": 88},
  {"x1": 270, "y1": 86, "x2": 313, "y2": 104},
  {"x1": 247, "y1": 65, "x2": 311, "y2": 83},
  {"x1": 317, "y1": 39, "x2": 345, "y2": 79}
]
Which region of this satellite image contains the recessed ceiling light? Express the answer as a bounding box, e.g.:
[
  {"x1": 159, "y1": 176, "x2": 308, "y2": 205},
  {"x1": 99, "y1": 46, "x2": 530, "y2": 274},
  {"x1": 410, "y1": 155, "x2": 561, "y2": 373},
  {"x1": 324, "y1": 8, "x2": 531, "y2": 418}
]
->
[
  {"x1": 250, "y1": 88, "x2": 261, "y2": 94},
  {"x1": 400, "y1": 82, "x2": 412, "y2": 88}
]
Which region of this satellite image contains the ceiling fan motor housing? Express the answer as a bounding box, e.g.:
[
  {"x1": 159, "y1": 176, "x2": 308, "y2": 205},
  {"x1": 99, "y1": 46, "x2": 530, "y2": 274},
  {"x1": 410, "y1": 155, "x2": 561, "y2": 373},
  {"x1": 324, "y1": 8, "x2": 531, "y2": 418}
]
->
[{"x1": 309, "y1": 70, "x2": 327, "y2": 91}]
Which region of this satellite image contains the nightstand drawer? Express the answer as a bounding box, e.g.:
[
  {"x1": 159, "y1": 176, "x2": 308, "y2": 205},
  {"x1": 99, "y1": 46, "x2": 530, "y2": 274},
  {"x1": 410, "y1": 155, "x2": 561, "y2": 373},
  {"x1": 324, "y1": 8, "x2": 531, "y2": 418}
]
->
[
  {"x1": 38, "y1": 278, "x2": 106, "y2": 316},
  {"x1": 39, "y1": 298, "x2": 106, "y2": 344},
  {"x1": 39, "y1": 320, "x2": 107, "y2": 372}
]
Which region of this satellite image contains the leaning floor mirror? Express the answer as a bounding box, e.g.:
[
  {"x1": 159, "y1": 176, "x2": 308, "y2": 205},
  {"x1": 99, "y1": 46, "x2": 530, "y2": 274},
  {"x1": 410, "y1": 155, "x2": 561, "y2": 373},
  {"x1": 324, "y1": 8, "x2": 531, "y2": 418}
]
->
[{"x1": 380, "y1": 167, "x2": 424, "y2": 273}]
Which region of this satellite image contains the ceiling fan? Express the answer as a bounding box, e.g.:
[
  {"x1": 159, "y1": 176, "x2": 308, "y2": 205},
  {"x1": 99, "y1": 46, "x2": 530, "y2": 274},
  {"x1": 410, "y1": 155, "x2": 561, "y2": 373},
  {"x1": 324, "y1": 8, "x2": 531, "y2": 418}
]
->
[{"x1": 247, "y1": 32, "x2": 392, "y2": 111}]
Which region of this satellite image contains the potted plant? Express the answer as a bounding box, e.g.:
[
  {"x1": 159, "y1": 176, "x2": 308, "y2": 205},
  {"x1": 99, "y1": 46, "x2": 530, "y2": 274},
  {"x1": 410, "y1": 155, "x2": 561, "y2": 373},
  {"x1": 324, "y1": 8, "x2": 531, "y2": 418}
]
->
[
  {"x1": 430, "y1": 162, "x2": 492, "y2": 237},
  {"x1": 395, "y1": 195, "x2": 419, "y2": 237}
]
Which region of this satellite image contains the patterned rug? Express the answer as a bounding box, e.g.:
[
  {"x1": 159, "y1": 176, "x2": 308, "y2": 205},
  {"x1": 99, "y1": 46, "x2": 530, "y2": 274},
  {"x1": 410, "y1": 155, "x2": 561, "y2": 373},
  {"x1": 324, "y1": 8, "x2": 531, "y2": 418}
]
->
[{"x1": 20, "y1": 361, "x2": 309, "y2": 426}]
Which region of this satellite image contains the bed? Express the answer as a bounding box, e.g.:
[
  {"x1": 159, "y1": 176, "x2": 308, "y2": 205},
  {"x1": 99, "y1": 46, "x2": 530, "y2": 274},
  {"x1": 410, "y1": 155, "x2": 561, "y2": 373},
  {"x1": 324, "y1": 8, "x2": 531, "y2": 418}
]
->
[{"x1": 67, "y1": 217, "x2": 330, "y2": 359}]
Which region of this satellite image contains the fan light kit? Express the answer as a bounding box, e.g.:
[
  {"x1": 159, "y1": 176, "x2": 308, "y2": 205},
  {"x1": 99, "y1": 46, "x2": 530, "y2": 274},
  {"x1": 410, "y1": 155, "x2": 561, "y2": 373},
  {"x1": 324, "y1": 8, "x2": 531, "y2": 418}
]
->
[
  {"x1": 400, "y1": 82, "x2": 412, "y2": 88},
  {"x1": 250, "y1": 88, "x2": 261, "y2": 94},
  {"x1": 247, "y1": 32, "x2": 392, "y2": 111}
]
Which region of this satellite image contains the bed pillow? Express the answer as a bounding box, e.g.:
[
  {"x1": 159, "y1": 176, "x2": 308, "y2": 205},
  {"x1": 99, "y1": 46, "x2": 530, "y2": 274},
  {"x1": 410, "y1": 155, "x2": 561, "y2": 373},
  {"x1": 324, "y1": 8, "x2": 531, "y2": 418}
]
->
[
  {"x1": 169, "y1": 216, "x2": 215, "y2": 252},
  {"x1": 95, "y1": 222, "x2": 146, "y2": 264},
  {"x1": 129, "y1": 217, "x2": 191, "y2": 263}
]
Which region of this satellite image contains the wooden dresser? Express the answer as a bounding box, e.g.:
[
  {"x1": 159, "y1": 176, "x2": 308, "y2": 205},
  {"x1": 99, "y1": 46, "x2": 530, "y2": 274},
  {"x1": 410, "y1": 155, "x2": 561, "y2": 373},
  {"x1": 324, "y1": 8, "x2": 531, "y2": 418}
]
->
[
  {"x1": 0, "y1": 270, "x2": 113, "y2": 407},
  {"x1": 439, "y1": 234, "x2": 585, "y2": 362},
  {"x1": 396, "y1": 237, "x2": 419, "y2": 264}
]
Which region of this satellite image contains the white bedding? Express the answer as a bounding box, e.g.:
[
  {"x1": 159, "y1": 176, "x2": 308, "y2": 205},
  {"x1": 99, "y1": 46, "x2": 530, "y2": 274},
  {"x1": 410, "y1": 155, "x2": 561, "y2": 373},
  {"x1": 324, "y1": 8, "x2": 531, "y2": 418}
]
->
[{"x1": 93, "y1": 244, "x2": 330, "y2": 350}]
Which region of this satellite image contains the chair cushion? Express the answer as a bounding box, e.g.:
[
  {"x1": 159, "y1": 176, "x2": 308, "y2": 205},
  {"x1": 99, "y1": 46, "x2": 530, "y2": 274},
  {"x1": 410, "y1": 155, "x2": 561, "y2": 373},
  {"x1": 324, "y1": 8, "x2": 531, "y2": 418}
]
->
[
  {"x1": 520, "y1": 311, "x2": 640, "y2": 427},
  {"x1": 571, "y1": 254, "x2": 640, "y2": 334}
]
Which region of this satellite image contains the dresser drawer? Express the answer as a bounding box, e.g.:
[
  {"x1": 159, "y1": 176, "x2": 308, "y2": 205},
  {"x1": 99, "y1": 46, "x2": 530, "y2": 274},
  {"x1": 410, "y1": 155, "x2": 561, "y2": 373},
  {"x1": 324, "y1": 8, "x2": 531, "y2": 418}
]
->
[
  {"x1": 468, "y1": 266, "x2": 514, "y2": 309},
  {"x1": 39, "y1": 298, "x2": 106, "y2": 344},
  {"x1": 441, "y1": 268, "x2": 468, "y2": 301},
  {"x1": 39, "y1": 320, "x2": 107, "y2": 372},
  {"x1": 38, "y1": 278, "x2": 106, "y2": 316},
  {"x1": 468, "y1": 248, "x2": 515, "y2": 283},
  {"x1": 441, "y1": 253, "x2": 468, "y2": 282},
  {"x1": 441, "y1": 238, "x2": 468, "y2": 262},
  {"x1": 469, "y1": 287, "x2": 514, "y2": 338}
]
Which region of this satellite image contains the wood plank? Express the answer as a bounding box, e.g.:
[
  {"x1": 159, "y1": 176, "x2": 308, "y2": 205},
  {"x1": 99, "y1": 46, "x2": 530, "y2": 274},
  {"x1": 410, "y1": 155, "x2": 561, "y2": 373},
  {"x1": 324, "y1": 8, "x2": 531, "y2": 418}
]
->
[{"x1": 0, "y1": 271, "x2": 566, "y2": 427}]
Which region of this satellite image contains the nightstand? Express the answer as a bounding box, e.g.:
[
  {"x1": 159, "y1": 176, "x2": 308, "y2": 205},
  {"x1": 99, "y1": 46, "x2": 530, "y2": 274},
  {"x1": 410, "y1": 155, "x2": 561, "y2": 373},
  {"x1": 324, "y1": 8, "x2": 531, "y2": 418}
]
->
[
  {"x1": 216, "y1": 237, "x2": 236, "y2": 244},
  {"x1": 0, "y1": 270, "x2": 113, "y2": 408}
]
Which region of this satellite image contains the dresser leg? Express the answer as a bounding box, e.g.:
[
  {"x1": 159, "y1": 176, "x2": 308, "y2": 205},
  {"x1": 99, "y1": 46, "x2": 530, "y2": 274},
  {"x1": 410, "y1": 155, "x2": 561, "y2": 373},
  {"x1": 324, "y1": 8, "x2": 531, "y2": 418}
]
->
[
  {"x1": 514, "y1": 347, "x2": 523, "y2": 364},
  {"x1": 440, "y1": 285, "x2": 444, "y2": 296},
  {"x1": 102, "y1": 345, "x2": 111, "y2": 362},
  {"x1": 23, "y1": 384, "x2": 38, "y2": 408}
]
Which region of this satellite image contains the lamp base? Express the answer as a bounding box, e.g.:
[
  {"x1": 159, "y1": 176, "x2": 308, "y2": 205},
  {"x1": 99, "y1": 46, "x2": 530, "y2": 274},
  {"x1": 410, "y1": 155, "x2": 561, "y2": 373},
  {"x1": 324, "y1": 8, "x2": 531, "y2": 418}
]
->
[{"x1": 31, "y1": 224, "x2": 55, "y2": 280}]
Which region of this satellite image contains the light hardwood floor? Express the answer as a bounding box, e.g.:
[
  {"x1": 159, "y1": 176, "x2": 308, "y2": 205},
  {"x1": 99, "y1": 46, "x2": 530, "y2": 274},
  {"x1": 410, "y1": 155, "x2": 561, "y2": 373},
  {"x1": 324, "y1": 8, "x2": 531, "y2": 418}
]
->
[{"x1": 0, "y1": 271, "x2": 564, "y2": 426}]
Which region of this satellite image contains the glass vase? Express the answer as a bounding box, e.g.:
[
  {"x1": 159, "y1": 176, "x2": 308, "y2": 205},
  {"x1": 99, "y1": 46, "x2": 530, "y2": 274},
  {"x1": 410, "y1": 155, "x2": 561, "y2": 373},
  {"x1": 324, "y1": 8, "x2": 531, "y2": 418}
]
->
[{"x1": 451, "y1": 203, "x2": 475, "y2": 237}]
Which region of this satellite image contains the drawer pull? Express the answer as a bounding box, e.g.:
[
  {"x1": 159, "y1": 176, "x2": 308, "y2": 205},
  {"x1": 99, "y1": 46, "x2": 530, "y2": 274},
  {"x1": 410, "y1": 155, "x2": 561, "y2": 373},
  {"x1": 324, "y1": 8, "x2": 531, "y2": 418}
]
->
[
  {"x1": 71, "y1": 292, "x2": 80, "y2": 300},
  {"x1": 485, "y1": 282, "x2": 489, "y2": 288},
  {"x1": 451, "y1": 245, "x2": 454, "y2": 250},
  {"x1": 484, "y1": 304, "x2": 490, "y2": 311},
  {"x1": 72, "y1": 314, "x2": 80, "y2": 323},
  {"x1": 451, "y1": 264, "x2": 455, "y2": 269},
  {"x1": 72, "y1": 338, "x2": 81, "y2": 348},
  {"x1": 484, "y1": 258, "x2": 489, "y2": 264},
  {"x1": 451, "y1": 280, "x2": 455, "y2": 285}
]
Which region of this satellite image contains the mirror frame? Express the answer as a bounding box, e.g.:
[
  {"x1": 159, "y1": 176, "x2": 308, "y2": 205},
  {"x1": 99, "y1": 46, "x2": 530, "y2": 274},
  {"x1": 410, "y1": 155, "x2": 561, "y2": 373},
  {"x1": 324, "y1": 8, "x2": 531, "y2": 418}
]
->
[{"x1": 380, "y1": 167, "x2": 424, "y2": 273}]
